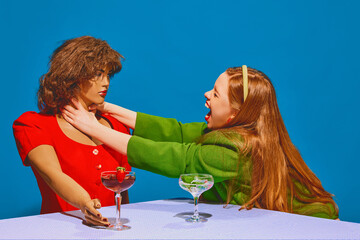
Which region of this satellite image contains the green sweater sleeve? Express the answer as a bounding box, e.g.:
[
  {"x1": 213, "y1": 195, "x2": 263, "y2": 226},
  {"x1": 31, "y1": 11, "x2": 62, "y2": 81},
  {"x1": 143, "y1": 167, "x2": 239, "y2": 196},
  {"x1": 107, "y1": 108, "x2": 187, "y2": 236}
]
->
[
  {"x1": 133, "y1": 112, "x2": 208, "y2": 143},
  {"x1": 128, "y1": 112, "x2": 251, "y2": 183},
  {"x1": 127, "y1": 132, "x2": 252, "y2": 183}
]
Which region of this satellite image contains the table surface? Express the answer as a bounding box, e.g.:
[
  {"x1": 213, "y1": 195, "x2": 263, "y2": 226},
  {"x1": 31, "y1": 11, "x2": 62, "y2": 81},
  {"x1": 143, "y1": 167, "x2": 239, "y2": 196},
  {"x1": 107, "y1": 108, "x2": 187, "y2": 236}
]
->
[{"x1": 0, "y1": 198, "x2": 359, "y2": 239}]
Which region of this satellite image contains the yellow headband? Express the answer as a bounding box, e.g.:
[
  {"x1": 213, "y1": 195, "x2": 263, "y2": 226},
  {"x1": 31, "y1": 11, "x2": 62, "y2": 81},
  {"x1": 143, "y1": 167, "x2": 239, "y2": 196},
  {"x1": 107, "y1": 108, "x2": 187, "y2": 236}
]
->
[{"x1": 242, "y1": 65, "x2": 248, "y2": 101}]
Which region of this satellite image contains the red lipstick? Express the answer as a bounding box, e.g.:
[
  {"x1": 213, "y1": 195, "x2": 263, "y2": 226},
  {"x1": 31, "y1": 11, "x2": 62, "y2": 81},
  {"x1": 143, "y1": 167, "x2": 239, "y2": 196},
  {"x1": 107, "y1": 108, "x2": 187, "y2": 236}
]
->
[{"x1": 99, "y1": 90, "x2": 107, "y2": 97}]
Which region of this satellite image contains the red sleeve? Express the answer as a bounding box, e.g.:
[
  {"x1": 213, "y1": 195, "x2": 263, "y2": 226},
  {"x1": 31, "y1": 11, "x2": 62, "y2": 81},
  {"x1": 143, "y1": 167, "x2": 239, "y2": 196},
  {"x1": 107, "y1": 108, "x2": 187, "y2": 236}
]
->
[
  {"x1": 101, "y1": 114, "x2": 132, "y2": 170},
  {"x1": 13, "y1": 112, "x2": 53, "y2": 166}
]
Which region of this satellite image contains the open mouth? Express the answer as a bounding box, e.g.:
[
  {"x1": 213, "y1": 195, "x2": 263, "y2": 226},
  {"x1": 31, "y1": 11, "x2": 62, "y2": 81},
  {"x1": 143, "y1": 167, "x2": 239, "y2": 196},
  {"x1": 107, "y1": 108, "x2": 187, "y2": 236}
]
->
[
  {"x1": 205, "y1": 110, "x2": 211, "y2": 121},
  {"x1": 205, "y1": 102, "x2": 211, "y2": 122}
]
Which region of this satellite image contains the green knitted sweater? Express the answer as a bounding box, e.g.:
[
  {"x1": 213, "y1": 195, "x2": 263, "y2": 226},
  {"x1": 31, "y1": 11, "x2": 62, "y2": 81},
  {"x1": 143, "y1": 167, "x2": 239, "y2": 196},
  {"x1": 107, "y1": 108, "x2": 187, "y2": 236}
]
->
[{"x1": 127, "y1": 113, "x2": 338, "y2": 219}]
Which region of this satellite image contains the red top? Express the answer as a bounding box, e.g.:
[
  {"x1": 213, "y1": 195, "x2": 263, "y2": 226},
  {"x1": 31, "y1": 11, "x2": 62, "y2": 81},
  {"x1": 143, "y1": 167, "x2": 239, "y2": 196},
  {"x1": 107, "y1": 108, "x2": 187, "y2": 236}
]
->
[{"x1": 13, "y1": 111, "x2": 131, "y2": 214}]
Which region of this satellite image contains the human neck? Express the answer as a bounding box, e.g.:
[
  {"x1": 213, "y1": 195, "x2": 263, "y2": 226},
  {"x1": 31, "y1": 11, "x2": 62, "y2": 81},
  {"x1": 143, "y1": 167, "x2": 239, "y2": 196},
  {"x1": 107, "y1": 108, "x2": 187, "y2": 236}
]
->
[{"x1": 77, "y1": 98, "x2": 96, "y2": 114}]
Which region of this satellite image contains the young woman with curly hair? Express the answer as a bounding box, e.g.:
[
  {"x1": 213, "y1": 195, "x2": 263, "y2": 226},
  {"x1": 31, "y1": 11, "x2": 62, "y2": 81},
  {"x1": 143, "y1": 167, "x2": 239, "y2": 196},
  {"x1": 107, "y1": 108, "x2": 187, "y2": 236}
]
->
[
  {"x1": 62, "y1": 65, "x2": 339, "y2": 220},
  {"x1": 13, "y1": 36, "x2": 130, "y2": 227}
]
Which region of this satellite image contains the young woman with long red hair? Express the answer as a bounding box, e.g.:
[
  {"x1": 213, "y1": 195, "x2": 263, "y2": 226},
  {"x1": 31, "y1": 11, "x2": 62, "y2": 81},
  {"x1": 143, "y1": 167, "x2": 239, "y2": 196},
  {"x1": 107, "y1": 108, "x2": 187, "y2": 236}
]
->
[{"x1": 62, "y1": 65, "x2": 339, "y2": 219}]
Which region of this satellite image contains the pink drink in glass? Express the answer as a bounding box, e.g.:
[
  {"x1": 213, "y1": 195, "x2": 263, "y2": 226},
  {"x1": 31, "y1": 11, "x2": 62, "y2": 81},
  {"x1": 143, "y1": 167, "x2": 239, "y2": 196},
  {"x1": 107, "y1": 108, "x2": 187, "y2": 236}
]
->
[
  {"x1": 100, "y1": 171, "x2": 135, "y2": 231},
  {"x1": 101, "y1": 174, "x2": 135, "y2": 193}
]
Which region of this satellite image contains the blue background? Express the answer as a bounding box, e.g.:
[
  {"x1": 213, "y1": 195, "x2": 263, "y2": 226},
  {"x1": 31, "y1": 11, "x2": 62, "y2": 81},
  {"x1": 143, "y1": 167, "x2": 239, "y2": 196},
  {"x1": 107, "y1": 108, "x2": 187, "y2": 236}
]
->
[{"x1": 1, "y1": 0, "x2": 359, "y2": 223}]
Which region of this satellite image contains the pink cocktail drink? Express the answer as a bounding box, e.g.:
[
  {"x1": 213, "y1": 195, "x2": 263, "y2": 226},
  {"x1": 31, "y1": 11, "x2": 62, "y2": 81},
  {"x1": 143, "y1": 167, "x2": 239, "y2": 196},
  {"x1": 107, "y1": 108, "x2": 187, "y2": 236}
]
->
[
  {"x1": 101, "y1": 174, "x2": 135, "y2": 193},
  {"x1": 100, "y1": 171, "x2": 135, "y2": 231}
]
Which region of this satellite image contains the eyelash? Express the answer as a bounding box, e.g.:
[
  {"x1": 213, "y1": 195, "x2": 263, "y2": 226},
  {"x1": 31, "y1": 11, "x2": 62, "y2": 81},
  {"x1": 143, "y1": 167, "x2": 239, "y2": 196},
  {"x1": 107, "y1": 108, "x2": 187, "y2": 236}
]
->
[
  {"x1": 214, "y1": 92, "x2": 218, "y2": 97},
  {"x1": 95, "y1": 72, "x2": 111, "y2": 78}
]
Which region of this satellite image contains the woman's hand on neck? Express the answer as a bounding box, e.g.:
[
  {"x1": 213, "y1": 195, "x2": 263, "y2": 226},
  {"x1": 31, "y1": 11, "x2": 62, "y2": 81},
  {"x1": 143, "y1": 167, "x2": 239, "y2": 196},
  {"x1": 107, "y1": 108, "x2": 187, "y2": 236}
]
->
[
  {"x1": 61, "y1": 98, "x2": 102, "y2": 137},
  {"x1": 77, "y1": 98, "x2": 97, "y2": 115},
  {"x1": 76, "y1": 97, "x2": 103, "y2": 121}
]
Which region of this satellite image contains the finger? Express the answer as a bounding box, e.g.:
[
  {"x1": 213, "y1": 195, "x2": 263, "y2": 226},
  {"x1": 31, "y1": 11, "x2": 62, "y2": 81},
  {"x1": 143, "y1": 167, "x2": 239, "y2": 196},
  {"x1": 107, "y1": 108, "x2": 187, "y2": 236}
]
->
[
  {"x1": 63, "y1": 105, "x2": 77, "y2": 114},
  {"x1": 85, "y1": 212, "x2": 109, "y2": 224},
  {"x1": 71, "y1": 98, "x2": 86, "y2": 111},
  {"x1": 85, "y1": 216, "x2": 107, "y2": 227},
  {"x1": 84, "y1": 209, "x2": 109, "y2": 224},
  {"x1": 62, "y1": 108, "x2": 75, "y2": 119},
  {"x1": 85, "y1": 204, "x2": 102, "y2": 219},
  {"x1": 85, "y1": 215, "x2": 110, "y2": 226},
  {"x1": 61, "y1": 109, "x2": 75, "y2": 122},
  {"x1": 88, "y1": 104, "x2": 97, "y2": 111},
  {"x1": 62, "y1": 111, "x2": 74, "y2": 124},
  {"x1": 93, "y1": 199, "x2": 101, "y2": 209}
]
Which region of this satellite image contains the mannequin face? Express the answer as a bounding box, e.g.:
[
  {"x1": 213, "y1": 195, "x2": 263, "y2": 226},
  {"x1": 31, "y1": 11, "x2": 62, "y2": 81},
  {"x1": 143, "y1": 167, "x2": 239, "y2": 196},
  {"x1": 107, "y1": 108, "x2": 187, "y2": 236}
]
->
[
  {"x1": 204, "y1": 72, "x2": 236, "y2": 129},
  {"x1": 78, "y1": 67, "x2": 110, "y2": 110}
]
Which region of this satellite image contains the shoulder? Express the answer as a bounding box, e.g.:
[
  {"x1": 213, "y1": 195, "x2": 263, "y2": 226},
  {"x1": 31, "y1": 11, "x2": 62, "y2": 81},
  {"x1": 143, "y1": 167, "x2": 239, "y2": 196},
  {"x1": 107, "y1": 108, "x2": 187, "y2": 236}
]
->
[
  {"x1": 101, "y1": 113, "x2": 130, "y2": 134},
  {"x1": 13, "y1": 112, "x2": 55, "y2": 165},
  {"x1": 200, "y1": 130, "x2": 245, "y2": 152},
  {"x1": 13, "y1": 111, "x2": 53, "y2": 127}
]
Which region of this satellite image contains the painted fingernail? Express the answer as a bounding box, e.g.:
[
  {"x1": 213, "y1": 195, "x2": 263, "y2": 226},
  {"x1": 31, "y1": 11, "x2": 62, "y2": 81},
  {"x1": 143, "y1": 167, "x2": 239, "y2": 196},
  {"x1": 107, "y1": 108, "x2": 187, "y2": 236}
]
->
[
  {"x1": 97, "y1": 214, "x2": 100, "y2": 217},
  {"x1": 103, "y1": 218, "x2": 108, "y2": 221}
]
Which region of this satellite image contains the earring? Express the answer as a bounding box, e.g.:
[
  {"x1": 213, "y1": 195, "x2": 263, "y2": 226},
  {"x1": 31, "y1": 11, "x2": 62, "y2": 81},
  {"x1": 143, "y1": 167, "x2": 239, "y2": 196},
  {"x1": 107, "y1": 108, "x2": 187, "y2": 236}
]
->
[{"x1": 227, "y1": 114, "x2": 236, "y2": 124}]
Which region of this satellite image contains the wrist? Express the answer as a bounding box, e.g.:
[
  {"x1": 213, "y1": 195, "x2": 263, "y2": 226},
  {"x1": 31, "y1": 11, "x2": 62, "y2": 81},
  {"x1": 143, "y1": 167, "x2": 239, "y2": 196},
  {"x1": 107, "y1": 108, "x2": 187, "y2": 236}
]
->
[
  {"x1": 77, "y1": 194, "x2": 92, "y2": 212},
  {"x1": 103, "y1": 102, "x2": 115, "y2": 114},
  {"x1": 89, "y1": 121, "x2": 105, "y2": 138}
]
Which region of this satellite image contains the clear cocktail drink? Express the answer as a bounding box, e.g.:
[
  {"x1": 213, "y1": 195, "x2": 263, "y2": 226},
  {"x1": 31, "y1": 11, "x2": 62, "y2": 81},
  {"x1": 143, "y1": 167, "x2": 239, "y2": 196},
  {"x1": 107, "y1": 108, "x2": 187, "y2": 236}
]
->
[{"x1": 179, "y1": 173, "x2": 214, "y2": 222}]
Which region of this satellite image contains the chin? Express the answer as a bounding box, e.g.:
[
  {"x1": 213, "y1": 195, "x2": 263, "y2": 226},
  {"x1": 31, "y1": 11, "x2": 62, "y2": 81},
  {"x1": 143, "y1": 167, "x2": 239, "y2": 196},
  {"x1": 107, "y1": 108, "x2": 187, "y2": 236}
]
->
[
  {"x1": 207, "y1": 122, "x2": 224, "y2": 130},
  {"x1": 94, "y1": 99, "x2": 105, "y2": 105}
]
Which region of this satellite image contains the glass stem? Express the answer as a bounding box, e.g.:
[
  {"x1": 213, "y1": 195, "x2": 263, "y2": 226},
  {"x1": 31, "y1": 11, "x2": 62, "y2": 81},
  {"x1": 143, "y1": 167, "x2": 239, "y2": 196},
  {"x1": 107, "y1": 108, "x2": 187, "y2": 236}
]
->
[
  {"x1": 193, "y1": 195, "x2": 199, "y2": 220},
  {"x1": 115, "y1": 193, "x2": 122, "y2": 228}
]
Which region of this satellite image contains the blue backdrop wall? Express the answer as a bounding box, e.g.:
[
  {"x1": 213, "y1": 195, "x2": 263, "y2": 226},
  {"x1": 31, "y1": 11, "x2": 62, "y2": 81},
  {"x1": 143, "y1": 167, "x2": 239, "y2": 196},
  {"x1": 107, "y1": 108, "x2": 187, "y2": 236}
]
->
[{"x1": 1, "y1": 0, "x2": 359, "y2": 223}]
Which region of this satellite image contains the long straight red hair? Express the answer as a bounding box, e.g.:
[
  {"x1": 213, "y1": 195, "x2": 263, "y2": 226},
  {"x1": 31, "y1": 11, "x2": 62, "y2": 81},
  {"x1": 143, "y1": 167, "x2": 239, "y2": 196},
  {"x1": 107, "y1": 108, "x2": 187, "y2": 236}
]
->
[{"x1": 219, "y1": 67, "x2": 338, "y2": 214}]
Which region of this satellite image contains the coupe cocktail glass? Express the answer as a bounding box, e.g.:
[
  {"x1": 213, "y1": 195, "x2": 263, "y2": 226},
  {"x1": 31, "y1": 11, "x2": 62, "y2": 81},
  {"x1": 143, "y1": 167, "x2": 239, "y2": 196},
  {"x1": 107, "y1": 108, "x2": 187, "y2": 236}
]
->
[
  {"x1": 179, "y1": 173, "x2": 214, "y2": 222},
  {"x1": 101, "y1": 171, "x2": 135, "y2": 231}
]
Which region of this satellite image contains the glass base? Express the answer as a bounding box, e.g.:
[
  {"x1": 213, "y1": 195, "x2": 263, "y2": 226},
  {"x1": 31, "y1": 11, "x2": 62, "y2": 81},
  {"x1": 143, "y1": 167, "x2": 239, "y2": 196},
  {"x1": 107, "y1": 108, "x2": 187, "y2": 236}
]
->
[
  {"x1": 185, "y1": 216, "x2": 208, "y2": 223},
  {"x1": 106, "y1": 224, "x2": 131, "y2": 231}
]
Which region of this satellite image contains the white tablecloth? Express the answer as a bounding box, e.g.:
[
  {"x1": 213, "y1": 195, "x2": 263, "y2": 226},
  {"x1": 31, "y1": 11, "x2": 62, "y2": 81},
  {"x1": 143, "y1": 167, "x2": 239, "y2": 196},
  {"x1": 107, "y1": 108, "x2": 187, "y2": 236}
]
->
[{"x1": 0, "y1": 198, "x2": 359, "y2": 239}]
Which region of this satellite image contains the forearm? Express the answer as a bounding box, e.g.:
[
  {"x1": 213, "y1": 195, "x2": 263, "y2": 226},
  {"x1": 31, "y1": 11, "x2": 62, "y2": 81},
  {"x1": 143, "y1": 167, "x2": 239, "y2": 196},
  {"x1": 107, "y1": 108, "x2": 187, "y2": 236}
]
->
[
  {"x1": 133, "y1": 112, "x2": 208, "y2": 143},
  {"x1": 28, "y1": 146, "x2": 92, "y2": 211},
  {"x1": 36, "y1": 167, "x2": 109, "y2": 225},
  {"x1": 92, "y1": 123, "x2": 131, "y2": 155},
  {"x1": 51, "y1": 174, "x2": 91, "y2": 210},
  {"x1": 127, "y1": 133, "x2": 243, "y2": 181},
  {"x1": 34, "y1": 164, "x2": 91, "y2": 210},
  {"x1": 105, "y1": 103, "x2": 137, "y2": 129},
  {"x1": 27, "y1": 144, "x2": 108, "y2": 225}
]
